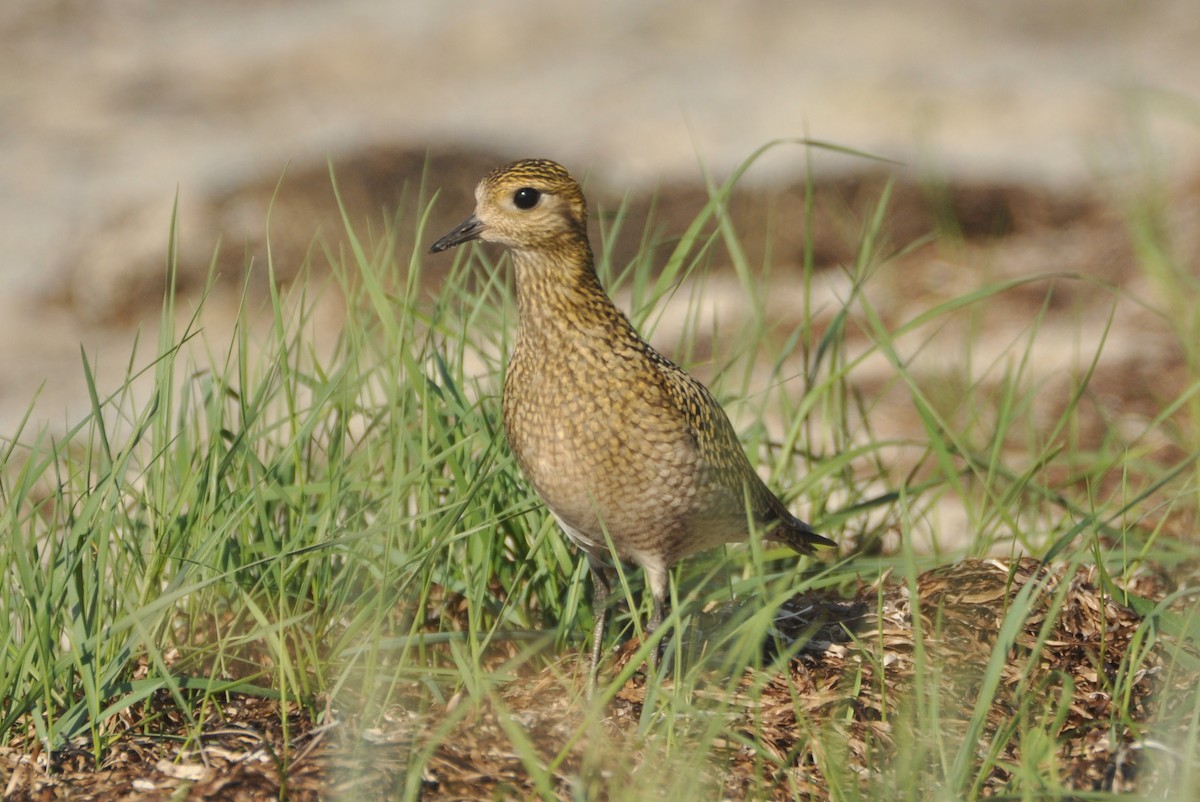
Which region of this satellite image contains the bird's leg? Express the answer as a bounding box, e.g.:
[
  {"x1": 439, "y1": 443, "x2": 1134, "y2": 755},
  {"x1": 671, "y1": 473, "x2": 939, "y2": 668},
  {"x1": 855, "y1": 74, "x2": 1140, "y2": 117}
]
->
[
  {"x1": 586, "y1": 555, "x2": 611, "y2": 699},
  {"x1": 644, "y1": 566, "x2": 669, "y2": 675}
]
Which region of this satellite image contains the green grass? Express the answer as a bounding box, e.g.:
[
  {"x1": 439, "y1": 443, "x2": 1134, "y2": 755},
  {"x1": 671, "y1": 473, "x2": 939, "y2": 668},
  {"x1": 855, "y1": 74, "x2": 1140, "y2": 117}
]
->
[{"x1": 2, "y1": 141, "x2": 1198, "y2": 799}]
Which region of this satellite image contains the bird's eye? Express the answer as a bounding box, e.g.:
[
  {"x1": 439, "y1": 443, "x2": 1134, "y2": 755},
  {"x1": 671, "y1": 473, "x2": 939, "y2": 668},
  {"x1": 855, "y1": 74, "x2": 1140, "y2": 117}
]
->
[{"x1": 512, "y1": 187, "x2": 541, "y2": 210}]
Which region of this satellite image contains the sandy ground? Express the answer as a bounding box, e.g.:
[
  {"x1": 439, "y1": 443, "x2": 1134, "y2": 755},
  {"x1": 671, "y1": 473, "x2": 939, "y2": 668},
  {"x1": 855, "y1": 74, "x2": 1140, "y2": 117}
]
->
[{"x1": 1, "y1": 0, "x2": 1199, "y2": 434}]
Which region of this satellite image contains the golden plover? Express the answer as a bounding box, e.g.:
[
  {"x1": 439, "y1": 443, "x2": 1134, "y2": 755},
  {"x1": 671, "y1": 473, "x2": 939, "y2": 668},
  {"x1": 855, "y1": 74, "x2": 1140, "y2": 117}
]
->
[{"x1": 430, "y1": 158, "x2": 833, "y2": 690}]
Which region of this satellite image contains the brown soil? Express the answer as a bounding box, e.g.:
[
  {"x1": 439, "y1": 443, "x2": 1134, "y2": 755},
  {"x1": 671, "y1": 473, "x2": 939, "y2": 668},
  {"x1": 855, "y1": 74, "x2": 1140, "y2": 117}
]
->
[{"x1": 2, "y1": 559, "x2": 1188, "y2": 800}]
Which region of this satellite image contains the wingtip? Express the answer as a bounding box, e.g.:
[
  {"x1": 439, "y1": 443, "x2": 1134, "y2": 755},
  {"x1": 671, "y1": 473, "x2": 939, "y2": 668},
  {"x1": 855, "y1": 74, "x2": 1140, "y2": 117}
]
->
[{"x1": 774, "y1": 518, "x2": 836, "y2": 554}]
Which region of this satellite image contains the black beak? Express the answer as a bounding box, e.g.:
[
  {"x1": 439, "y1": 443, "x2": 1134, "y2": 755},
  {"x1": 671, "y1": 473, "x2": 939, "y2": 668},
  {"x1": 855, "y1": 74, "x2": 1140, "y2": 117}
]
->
[{"x1": 429, "y1": 215, "x2": 486, "y2": 254}]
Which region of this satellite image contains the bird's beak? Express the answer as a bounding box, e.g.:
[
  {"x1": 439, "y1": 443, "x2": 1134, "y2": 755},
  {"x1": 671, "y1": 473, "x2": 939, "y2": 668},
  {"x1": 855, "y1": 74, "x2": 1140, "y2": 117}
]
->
[{"x1": 429, "y1": 215, "x2": 486, "y2": 254}]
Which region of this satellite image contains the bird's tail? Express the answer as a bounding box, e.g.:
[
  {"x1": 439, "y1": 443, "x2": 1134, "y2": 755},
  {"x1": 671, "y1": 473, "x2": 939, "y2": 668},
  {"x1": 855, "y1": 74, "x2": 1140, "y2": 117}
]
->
[{"x1": 769, "y1": 514, "x2": 836, "y2": 556}]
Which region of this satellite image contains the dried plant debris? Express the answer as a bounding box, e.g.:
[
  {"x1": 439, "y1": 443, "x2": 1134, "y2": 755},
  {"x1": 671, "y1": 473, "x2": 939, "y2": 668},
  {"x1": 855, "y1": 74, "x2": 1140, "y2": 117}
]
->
[
  {"x1": 2, "y1": 558, "x2": 1192, "y2": 800},
  {"x1": 2, "y1": 694, "x2": 327, "y2": 801},
  {"x1": 407, "y1": 559, "x2": 1186, "y2": 800}
]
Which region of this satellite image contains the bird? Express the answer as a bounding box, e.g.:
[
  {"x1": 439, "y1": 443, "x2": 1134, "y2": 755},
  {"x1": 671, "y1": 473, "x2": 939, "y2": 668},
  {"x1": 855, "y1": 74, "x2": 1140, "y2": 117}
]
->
[{"x1": 430, "y1": 158, "x2": 833, "y2": 693}]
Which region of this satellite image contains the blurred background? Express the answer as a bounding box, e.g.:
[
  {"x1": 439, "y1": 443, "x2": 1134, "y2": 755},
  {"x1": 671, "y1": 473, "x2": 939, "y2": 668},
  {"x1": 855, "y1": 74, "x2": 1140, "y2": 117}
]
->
[{"x1": 1, "y1": 0, "x2": 1198, "y2": 433}]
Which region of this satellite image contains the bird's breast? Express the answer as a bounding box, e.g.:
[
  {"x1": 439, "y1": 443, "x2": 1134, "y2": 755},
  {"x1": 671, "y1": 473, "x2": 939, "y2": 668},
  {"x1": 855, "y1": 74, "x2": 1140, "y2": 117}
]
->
[{"x1": 502, "y1": 336, "x2": 704, "y2": 550}]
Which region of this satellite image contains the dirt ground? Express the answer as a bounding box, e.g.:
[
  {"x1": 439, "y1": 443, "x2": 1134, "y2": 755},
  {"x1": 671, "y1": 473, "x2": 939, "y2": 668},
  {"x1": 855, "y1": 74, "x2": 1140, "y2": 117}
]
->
[{"x1": 2, "y1": 558, "x2": 1188, "y2": 800}]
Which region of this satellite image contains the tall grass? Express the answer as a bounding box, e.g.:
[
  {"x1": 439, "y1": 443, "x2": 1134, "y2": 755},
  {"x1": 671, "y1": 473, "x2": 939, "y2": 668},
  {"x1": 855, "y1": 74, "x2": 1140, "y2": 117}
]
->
[{"x1": 1, "y1": 141, "x2": 1197, "y2": 798}]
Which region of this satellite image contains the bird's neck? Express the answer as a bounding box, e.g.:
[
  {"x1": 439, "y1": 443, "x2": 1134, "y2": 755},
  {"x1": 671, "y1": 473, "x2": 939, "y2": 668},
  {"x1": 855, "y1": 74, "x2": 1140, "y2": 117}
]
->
[{"x1": 510, "y1": 237, "x2": 634, "y2": 344}]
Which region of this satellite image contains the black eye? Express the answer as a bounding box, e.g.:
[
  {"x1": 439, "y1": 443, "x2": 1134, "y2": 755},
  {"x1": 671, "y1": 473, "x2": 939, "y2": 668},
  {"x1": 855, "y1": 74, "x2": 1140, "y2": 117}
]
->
[{"x1": 512, "y1": 187, "x2": 541, "y2": 210}]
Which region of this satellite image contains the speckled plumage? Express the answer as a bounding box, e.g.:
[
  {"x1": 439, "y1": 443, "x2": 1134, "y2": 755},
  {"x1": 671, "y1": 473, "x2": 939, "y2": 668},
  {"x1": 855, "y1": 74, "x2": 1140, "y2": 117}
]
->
[{"x1": 431, "y1": 159, "x2": 833, "y2": 691}]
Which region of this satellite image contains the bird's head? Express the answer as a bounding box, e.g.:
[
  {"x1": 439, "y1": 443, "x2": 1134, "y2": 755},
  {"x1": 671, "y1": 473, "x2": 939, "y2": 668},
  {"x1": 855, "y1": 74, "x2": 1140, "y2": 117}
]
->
[{"x1": 430, "y1": 159, "x2": 588, "y2": 255}]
